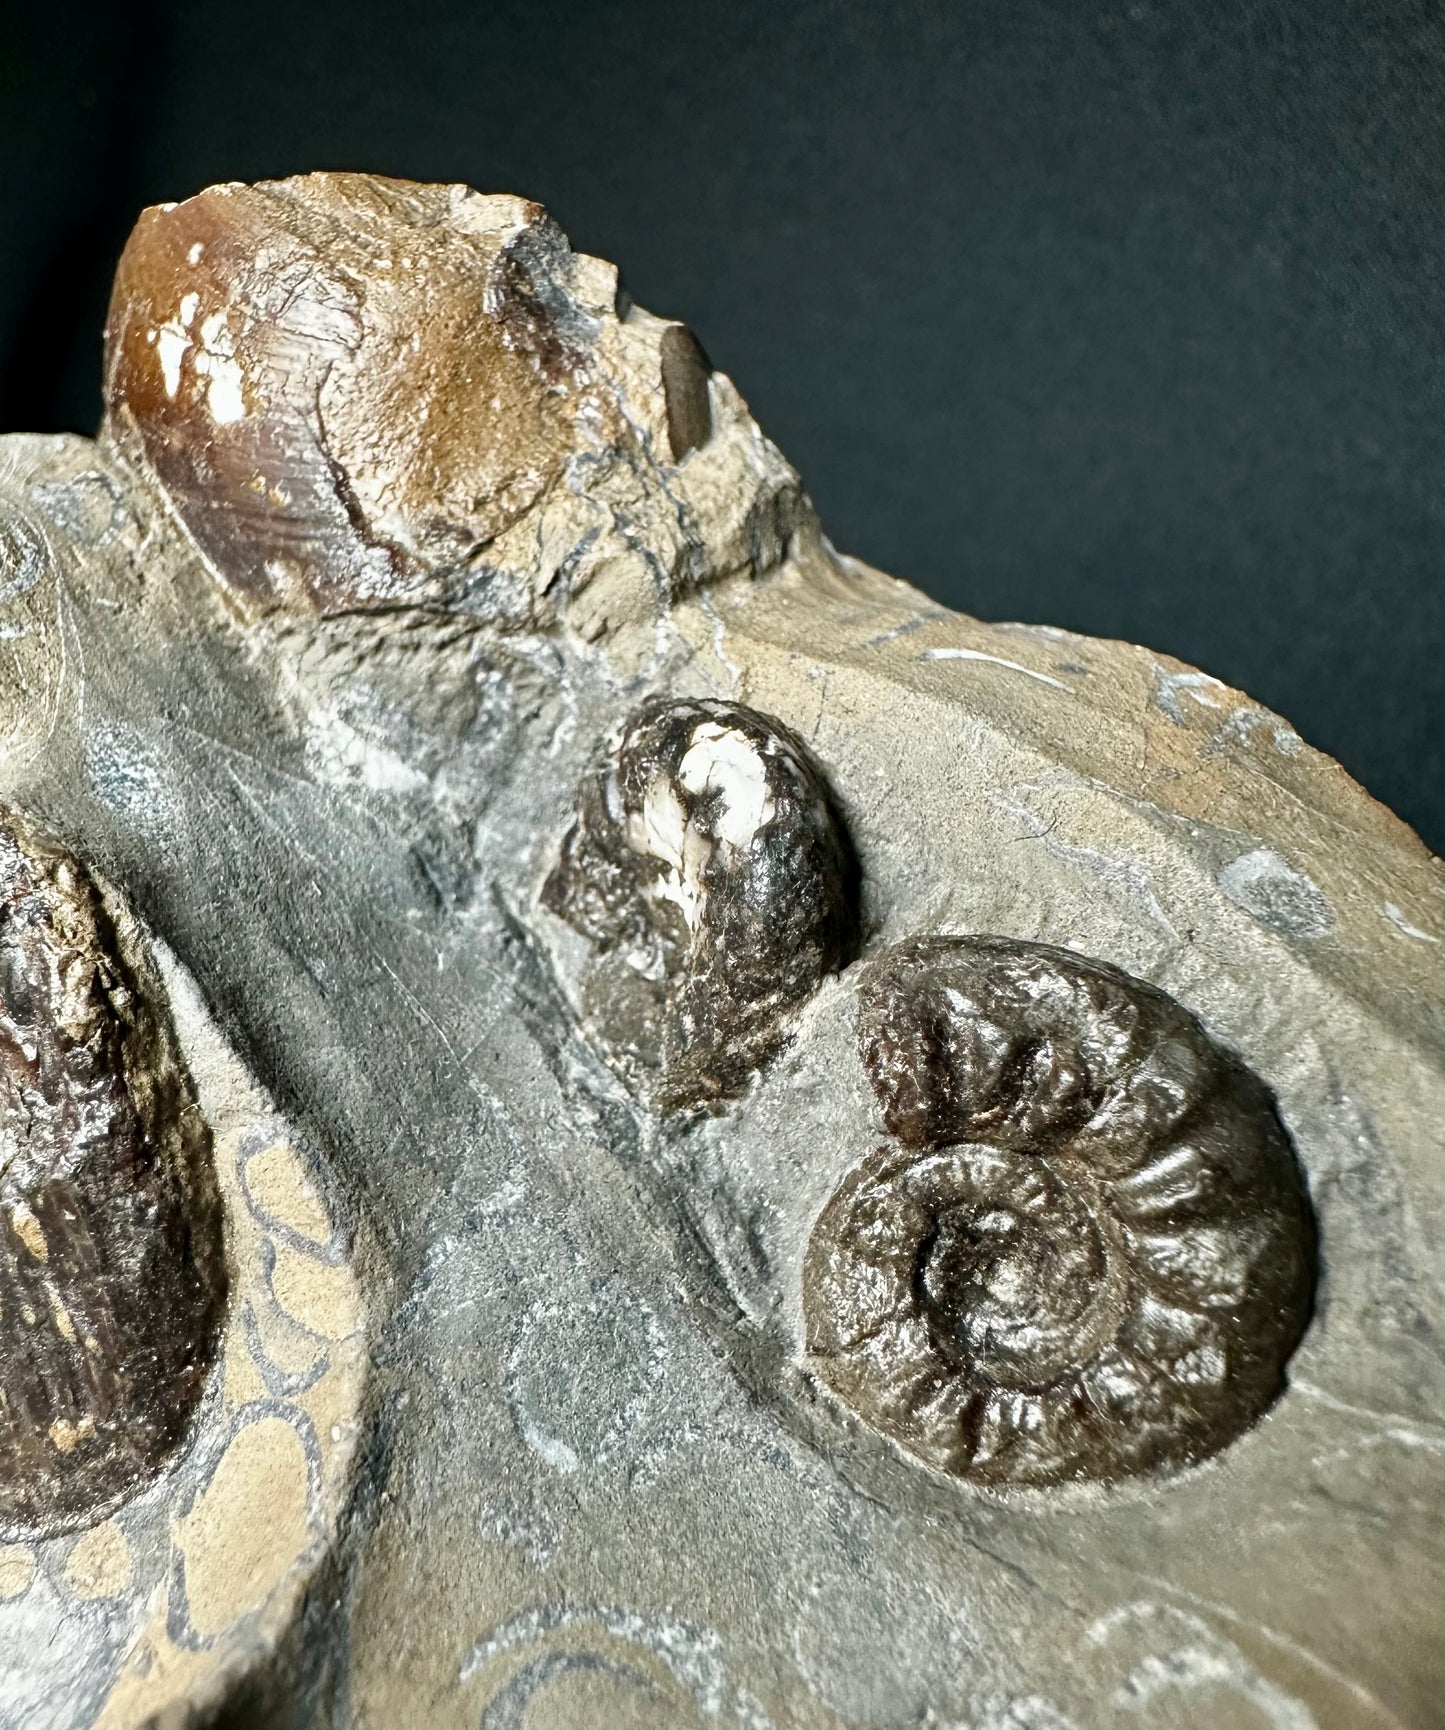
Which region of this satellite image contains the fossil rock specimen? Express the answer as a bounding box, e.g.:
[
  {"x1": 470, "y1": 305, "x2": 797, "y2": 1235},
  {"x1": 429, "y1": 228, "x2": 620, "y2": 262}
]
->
[
  {"x1": 805, "y1": 936, "x2": 1316, "y2": 1487},
  {"x1": 543, "y1": 697, "x2": 860, "y2": 1107},
  {"x1": 0, "y1": 805, "x2": 226, "y2": 1537},
  {"x1": 100, "y1": 174, "x2": 795, "y2": 639},
  {"x1": 0, "y1": 173, "x2": 1439, "y2": 1730},
  {"x1": 103, "y1": 176, "x2": 608, "y2": 614}
]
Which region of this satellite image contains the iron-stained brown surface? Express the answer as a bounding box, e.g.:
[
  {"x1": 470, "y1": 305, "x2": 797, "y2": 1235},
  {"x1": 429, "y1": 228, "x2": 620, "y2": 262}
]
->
[
  {"x1": 543, "y1": 697, "x2": 860, "y2": 1110},
  {"x1": 0, "y1": 806, "x2": 226, "y2": 1536},
  {"x1": 102, "y1": 173, "x2": 622, "y2": 615},
  {"x1": 659, "y1": 324, "x2": 714, "y2": 461}
]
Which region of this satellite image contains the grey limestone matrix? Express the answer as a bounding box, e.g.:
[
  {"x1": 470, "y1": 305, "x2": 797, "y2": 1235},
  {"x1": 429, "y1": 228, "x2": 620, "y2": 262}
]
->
[{"x1": 0, "y1": 173, "x2": 1440, "y2": 1730}]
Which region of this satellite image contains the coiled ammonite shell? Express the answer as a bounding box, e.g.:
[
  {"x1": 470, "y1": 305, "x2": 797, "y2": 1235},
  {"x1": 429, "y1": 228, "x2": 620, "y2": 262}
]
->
[
  {"x1": 1, "y1": 805, "x2": 227, "y2": 1536},
  {"x1": 803, "y1": 936, "x2": 1316, "y2": 1488},
  {"x1": 543, "y1": 697, "x2": 859, "y2": 1110}
]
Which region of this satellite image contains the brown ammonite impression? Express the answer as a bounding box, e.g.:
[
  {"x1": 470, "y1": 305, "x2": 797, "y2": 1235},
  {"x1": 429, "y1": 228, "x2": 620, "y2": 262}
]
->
[
  {"x1": 1, "y1": 805, "x2": 227, "y2": 1537},
  {"x1": 803, "y1": 936, "x2": 1316, "y2": 1489}
]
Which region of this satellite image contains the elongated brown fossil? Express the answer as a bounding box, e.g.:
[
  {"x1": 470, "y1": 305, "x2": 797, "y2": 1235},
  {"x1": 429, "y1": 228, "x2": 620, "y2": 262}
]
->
[{"x1": 1, "y1": 806, "x2": 227, "y2": 1536}]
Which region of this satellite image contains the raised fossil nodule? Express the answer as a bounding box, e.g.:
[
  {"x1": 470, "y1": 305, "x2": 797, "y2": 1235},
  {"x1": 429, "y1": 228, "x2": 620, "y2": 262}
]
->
[
  {"x1": 99, "y1": 173, "x2": 730, "y2": 626},
  {"x1": 804, "y1": 936, "x2": 1317, "y2": 1488},
  {"x1": 0, "y1": 805, "x2": 226, "y2": 1537},
  {"x1": 543, "y1": 696, "x2": 860, "y2": 1110}
]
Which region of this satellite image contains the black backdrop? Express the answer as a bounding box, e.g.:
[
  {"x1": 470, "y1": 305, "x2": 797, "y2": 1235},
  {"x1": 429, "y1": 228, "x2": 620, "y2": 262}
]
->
[{"x1": 4, "y1": 0, "x2": 1440, "y2": 849}]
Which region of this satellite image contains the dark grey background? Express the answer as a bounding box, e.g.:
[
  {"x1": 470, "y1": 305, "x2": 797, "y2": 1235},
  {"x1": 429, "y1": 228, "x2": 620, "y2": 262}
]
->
[{"x1": 4, "y1": 0, "x2": 1440, "y2": 849}]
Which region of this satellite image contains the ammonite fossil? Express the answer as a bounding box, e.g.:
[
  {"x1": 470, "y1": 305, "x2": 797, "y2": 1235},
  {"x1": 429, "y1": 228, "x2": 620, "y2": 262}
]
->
[
  {"x1": 0, "y1": 804, "x2": 227, "y2": 1536},
  {"x1": 803, "y1": 936, "x2": 1316, "y2": 1488},
  {"x1": 543, "y1": 697, "x2": 860, "y2": 1109}
]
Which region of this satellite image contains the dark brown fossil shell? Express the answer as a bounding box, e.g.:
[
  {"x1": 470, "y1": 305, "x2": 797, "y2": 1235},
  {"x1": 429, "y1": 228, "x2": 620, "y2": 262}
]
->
[
  {"x1": 1, "y1": 806, "x2": 227, "y2": 1537},
  {"x1": 804, "y1": 936, "x2": 1316, "y2": 1488},
  {"x1": 542, "y1": 698, "x2": 860, "y2": 1110}
]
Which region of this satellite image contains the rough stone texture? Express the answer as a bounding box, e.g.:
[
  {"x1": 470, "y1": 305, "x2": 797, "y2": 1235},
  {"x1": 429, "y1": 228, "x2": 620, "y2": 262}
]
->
[
  {"x1": 101, "y1": 173, "x2": 797, "y2": 639},
  {"x1": 0, "y1": 173, "x2": 1440, "y2": 1729}
]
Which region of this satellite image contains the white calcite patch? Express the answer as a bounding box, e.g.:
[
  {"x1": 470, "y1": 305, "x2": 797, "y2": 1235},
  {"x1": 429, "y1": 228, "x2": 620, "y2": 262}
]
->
[
  {"x1": 150, "y1": 296, "x2": 244, "y2": 422},
  {"x1": 1384, "y1": 901, "x2": 1441, "y2": 944},
  {"x1": 194, "y1": 311, "x2": 246, "y2": 424},
  {"x1": 677, "y1": 722, "x2": 776, "y2": 846},
  {"x1": 1155, "y1": 669, "x2": 1226, "y2": 723},
  {"x1": 630, "y1": 769, "x2": 688, "y2": 874},
  {"x1": 154, "y1": 293, "x2": 200, "y2": 399},
  {"x1": 625, "y1": 721, "x2": 781, "y2": 932},
  {"x1": 305, "y1": 701, "x2": 430, "y2": 796},
  {"x1": 630, "y1": 769, "x2": 707, "y2": 929},
  {"x1": 918, "y1": 645, "x2": 1072, "y2": 693}
]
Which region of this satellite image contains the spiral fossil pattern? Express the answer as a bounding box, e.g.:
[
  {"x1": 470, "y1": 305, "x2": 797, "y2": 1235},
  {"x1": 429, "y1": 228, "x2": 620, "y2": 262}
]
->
[
  {"x1": 804, "y1": 936, "x2": 1316, "y2": 1488},
  {"x1": 1, "y1": 805, "x2": 227, "y2": 1536}
]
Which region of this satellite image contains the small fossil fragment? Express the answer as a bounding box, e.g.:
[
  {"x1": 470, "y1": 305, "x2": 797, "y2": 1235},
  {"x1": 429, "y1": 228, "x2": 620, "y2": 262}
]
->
[
  {"x1": 804, "y1": 936, "x2": 1316, "y2": 1487},
  {"x1": 659, "y1": 324, "x2": 714, "y2": 461},
  {"x1": 543, "y1": 698, "x2": 860, "y2": 1109},
  {"x1": 0, "y1": 806, "x2": 226, "y2": 1537},
  {"x1": 0, "y1": 500, "x2": 49, "y2": 607}
]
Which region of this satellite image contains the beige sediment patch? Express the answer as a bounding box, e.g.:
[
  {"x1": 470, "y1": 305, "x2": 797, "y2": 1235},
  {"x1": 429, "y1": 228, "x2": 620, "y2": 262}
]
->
[
  {"x1": 175, "y1": 1418, "x2": 310, "y2": 1638},
  {"x1": 244, "y1": 1143, "x2": 332, "y2": 1245},
  {"x1": 0, "y1": 1544, "x2": 36, "y2": 1600},
  {"x1": 269, "y1": 1241, "x2": 356, "y2": 1336},
  {"x1": 300, "y1": 1366, "x2": 362, "y2": 1482},
  {"x1": 75, "y1": 945, "x2": 369, "y2": 1730},
  {"x1": 8, "y1": 1203, "x2": 48, "y2": 1262},
  {"x1": 93, "y1": 1633, "x2": 217, "y2": 1730},
  {"x1": 66, "y1": 1522, "x2": 134, "y2": 1599},
  {"x1": 222, "y1": 1317, "x2": 268, "y2": 1408},
  {"x1": 248, "y1": 1295, "x2": 329, "y2": 1380},
  {"x1": 48, "y1": 1415, "x2": 95, "y2": 1455}
]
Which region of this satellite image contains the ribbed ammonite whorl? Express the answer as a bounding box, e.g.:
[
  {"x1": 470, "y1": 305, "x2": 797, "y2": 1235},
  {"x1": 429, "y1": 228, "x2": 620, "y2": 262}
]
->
[
  {"x1": 803, "y1": 936, "x2": 1316, "y2": 1488},
  {"x1": 543, "y1": 698, "x2": 859, "y2": 1110},
  {"x1": 1, "y1": 805, "x2": 227, "y2": 1536}
]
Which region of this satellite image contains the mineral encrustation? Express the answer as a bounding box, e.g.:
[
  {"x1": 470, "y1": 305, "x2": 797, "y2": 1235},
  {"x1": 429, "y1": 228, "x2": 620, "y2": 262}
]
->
[{"x1": 0, "y1": 173, "x2": 1440, "y2": 1730}]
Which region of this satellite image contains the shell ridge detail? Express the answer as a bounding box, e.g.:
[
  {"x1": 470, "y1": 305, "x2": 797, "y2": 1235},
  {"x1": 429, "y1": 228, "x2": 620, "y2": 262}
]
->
[{"x1": 804, "y1": 935, "x2": 1317, "y2": 1488}]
